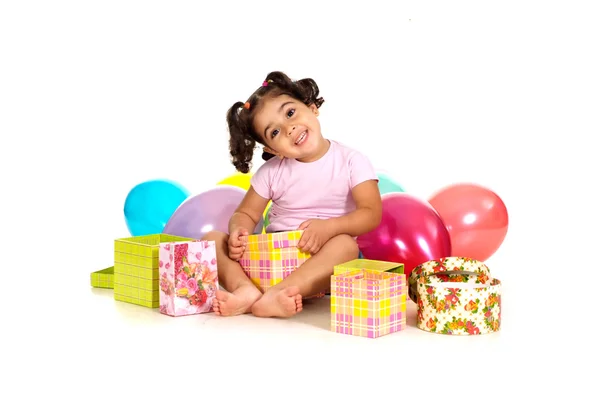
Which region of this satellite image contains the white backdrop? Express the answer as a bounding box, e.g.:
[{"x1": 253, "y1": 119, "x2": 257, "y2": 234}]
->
[{"x1": 1, "y1": 1, "x2": 598, "y2": 398}]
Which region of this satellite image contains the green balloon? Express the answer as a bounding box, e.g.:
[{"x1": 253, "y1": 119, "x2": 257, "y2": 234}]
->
[
  {"x1": 263, "y1": 203, "x2": 272, "y2": 229},
  {"x1": 377, "y1": 172, "x2": 405, "y2": 195}
]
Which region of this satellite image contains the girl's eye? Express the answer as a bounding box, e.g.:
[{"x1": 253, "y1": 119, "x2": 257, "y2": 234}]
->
[{"x1": 270, "y1": 109, "x2": 294, "y2": 138}]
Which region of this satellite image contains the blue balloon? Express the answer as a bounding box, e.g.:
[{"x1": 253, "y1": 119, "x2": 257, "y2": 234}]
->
[
  {"x1": 377, "y1": 172, "x2": 405, "y2": 195},
  {"x1": 124, "y1": 179, "x2": 190, "y2": 236}
]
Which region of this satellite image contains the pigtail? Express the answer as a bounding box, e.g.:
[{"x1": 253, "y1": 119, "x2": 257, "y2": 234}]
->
[
  {"x1": 294, "y1": 78, "x2": 325, "y2": 108},
  {"x1": 226, "y1": 101, "x2": 256, "y2": 174}
]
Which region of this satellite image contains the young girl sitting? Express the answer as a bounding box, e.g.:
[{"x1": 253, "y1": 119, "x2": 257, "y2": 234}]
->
[{"x1": 202, "y1": 71, "x2": 382, "y2": 318}]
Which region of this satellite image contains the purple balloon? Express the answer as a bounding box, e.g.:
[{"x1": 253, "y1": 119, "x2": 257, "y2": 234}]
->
[
  {"x1": 357, "y1": 192, "x2": 452, "y2": 280},
  {"x1": 162, "y1": 185, "x2": 263, "y2": 239}
]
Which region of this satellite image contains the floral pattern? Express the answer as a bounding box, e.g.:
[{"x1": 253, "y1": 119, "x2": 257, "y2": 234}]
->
[
  {"x1": 410, "y1": 257, "x2": 501, "y2": 335},
  {"x1": 158, "y1": 240, "x2": 218, "y2": 317},
  {"x1": 408, "y1": 256, "x2": 490, "y2": 303}
]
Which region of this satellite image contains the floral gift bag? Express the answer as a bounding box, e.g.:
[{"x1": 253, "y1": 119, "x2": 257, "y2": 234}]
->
[{"x1": 158, "y1": 240, "x2": 218, "y2": 317}]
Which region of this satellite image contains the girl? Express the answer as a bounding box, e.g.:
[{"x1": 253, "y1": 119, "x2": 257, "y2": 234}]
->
[{"x1": 202, "y1": 71, "x2": 382, "y2": 318}]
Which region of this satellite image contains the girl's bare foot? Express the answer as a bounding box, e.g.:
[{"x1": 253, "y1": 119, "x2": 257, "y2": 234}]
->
[
  {"x1": 251, "y1": 286, "x2": 303, "y2": 318},
  {"x1": 213, "y1": 284, "x2": 262, "y2": 316}
]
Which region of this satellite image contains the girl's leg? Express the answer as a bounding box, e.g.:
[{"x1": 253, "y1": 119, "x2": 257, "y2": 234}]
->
[
  {"x1": 251, "y1": 234, "x2": 359, "y2": 318},
  {"x1": 202, "y1": 231, "x2": 262, "y2": 316}
]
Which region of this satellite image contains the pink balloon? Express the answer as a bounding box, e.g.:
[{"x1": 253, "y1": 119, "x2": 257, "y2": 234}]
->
[
  {"x1": 357, "y1": 193, "x2": 452, "y2": 279},
  {"x1": 428, "y1": 183, "x2": 508, "y2": 261},
  {"x1": 163, "y1": 186, "x2": 263, "y2": 239}
]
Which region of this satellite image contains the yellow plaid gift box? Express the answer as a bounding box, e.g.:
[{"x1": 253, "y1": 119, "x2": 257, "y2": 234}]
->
[
  {"x1": 239, "y1": 230, "x2": 311, "y2": 293},
  {"x1": 113, "y1": 233, "x2": 194, "y2": 308},
  {"x1": 331, "y1": 269, "x2": 407, "y2": 338},
  {"x1": 334, "y1": 258, "x2": 404, "y2": 275}
]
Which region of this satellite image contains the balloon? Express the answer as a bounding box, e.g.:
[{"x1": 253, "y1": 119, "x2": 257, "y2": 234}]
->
[
  {"x1": 263, "y1": 201, "x2": 272, "y2": 231},
  {"x1": 124, "y1": 179, "x2": 190, "y2": 236},
  {"x1": 377, "y1": 171, "x2": 405, "y2": 195},
  {"x1": 428, "y1": 183, "x2": 508, "y2": 261},
  {"x1": 217, "y1": 172, "x2": 253, "y2": 191},
  {"x1": 162, "y1": 185, "x2": 263, "y2": 239},
  {"x1": 357, "y1": 193, "x2": 452, "y2": 279}
]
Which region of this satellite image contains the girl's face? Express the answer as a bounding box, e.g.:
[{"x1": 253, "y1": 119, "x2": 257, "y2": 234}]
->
[{"x1": 252, "y1": 94, "x2": 325, "y2": 162}]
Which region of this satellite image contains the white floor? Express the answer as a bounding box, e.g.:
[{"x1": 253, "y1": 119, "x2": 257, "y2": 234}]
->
[
  {"x1": 30, "y1": 264, "x2": 583, "y2": 400},
  {"x1": 1, "y1": 231, "x2": 595, "y2": 399}
]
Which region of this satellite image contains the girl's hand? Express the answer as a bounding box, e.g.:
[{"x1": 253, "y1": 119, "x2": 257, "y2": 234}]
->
[
  {"x1": 228, "y1": 227, "x2": 249, "y2": 260},
  {"x1": 297, "y1": 219, "x2": 336, "y2": 255}
]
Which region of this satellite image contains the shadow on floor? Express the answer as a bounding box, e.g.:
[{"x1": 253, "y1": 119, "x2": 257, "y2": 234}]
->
[
  {"x1": 291, "y1": 295, "x2": 419, "y2": 332},
  {"x1": 291, "y1": 296, "x2": 333, "y2": 331}
]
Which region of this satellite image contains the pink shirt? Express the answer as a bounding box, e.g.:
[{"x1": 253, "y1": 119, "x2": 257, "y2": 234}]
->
[{"x1": 251, "y1": 140, "x2": 378, "y2": 233}]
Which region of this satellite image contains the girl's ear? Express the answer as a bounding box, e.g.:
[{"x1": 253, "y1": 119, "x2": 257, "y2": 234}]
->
[
  {"x1": 264, "y1": 146, "x2": 283, "y2": 159},
  {"x1": 309, "y1": 103, "x2": 319, "y2": 116}
]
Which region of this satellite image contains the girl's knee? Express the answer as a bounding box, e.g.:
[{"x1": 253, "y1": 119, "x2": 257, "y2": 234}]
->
[
  {"x1": 201, "y1": 230, "x2": 229, "y2": 244},
  {"x1": 331, "y1": 234, "x2": 360, "y2": 258}
]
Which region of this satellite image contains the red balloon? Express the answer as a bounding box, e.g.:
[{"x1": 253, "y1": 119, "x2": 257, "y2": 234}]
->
[
  {"x1": 428, "y1": 183, "x2": 508, "y2": 261},
  {"x1": 357, "y1": 193, "x2": 452, "y2": 279}
]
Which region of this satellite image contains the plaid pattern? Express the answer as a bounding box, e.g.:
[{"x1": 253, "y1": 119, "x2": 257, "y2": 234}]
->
[
  {"x1": 334, "y1": 258, "x2": 404, "y2": 275},
  {"x1": 90, "y1": 267, "x2": 114, "y2": 289},
  {"x1": 239, "y1": 230, "x2": 312, "y2": 292},
  {"x1": 331, "y1": 269, "x2": 407, "y2": 338},
  {"x1": 113, "y1": 233, "x2": 193, "y2": 308}
]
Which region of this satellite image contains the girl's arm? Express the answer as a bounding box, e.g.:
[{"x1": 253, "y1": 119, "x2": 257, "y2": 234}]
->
[
  {"x1": 229, "y1": 187, "x2": 270, "y2": 234},
  {"x1": 329, "y1": 180, "x2": 382, "y2": 237}
]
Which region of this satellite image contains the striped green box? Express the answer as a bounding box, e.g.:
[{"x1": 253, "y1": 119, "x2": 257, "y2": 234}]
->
[
  {"x1": 91, "y1": 267, "x2": 114, "y2": 289},
  {"x1": 114, "y1": 233, "x2": 194, "y2": 308}
]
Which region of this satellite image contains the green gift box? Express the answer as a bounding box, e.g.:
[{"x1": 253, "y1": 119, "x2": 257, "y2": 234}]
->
[
  {"x1": 90, "y1": 267, "x2": 114, "y2": 289},
  {"x1": 113, "y1": 233, "x2": 194, "y2": 308}
]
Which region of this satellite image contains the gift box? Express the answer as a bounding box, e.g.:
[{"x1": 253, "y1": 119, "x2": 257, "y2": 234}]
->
[
  {"x1": 409, "y1": 257, "x2": 501, "y2": 335},
  {"x1": 239, "y1": 230, "x2": 311, "y2": 292},
  {"x1": 334, "y1": 258, "x2": 404, "y2": 276},
  {"x1": 159, "y1": 240, "x2": 218, "y2": 317},
  {"x1": 113, "y1": 233, "x2": 194, "y2": 308},
  {"x1": 331, "y1": 269, "x2": 407, "y2": 338},
  {"x1": 90, "y1": 267, "x2": 114, "y2": 289}
]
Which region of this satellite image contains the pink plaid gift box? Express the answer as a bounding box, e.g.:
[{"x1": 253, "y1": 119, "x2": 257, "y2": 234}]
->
[
  {"x1": 158, "y1": 240, "x2": 218, "y2": 317},
  {"x1": 331, "y1": 269, "x2": 407, "y2": 338},
  {"x1": 239, "y1": 230, "x2": 312, "y2": 293}
]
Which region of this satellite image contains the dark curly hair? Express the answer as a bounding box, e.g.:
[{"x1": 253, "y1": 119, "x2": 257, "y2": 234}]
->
[{"x1": 226, "y1": 71, "x2": 325, "y2": 173}]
